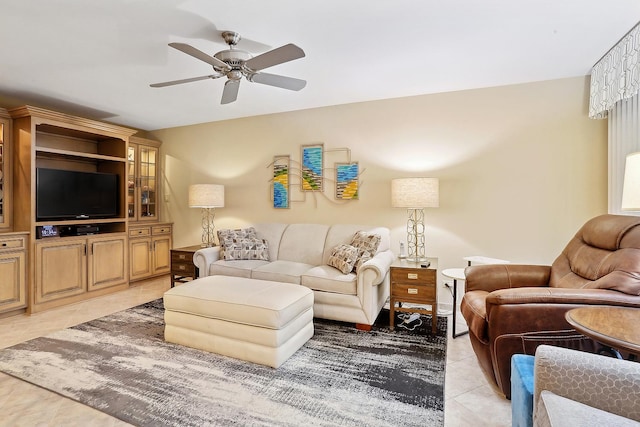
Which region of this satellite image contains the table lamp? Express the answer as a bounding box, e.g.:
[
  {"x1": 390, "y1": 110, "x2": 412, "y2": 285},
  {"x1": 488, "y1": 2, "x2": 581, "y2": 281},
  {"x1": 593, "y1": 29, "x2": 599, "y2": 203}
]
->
[
  {"x1": 391, "y1": 177, "x2": 439, "y2": 262},
  {"x1": 188, "y1": 184, "x2": 225, "y2": 247}
]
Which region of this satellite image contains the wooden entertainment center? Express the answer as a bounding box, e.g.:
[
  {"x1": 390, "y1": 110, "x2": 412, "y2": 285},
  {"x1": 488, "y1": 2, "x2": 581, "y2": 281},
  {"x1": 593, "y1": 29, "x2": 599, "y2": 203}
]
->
[{"x1": 0, "y1": 106, "x2": 172, "y2": 316}]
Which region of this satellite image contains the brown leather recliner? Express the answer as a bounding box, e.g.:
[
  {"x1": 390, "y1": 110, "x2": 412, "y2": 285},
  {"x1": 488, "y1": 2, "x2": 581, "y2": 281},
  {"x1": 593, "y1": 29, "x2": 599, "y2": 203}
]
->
[{"x1": 460, "y1": 214, "x2": 640, "y2": 399}]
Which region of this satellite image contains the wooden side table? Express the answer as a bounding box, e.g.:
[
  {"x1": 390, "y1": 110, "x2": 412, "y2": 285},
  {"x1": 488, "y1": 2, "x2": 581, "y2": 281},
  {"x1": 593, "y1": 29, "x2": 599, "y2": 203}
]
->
[
  {"x1": 170, "y1": 245, "x2": 202, "y2": 287},
  {"x1": 566, "y1": 306, "x2": 640, "y2": 360},
  {"x1": 390, "y1": 258, "x2": 438, "y2": 334}
]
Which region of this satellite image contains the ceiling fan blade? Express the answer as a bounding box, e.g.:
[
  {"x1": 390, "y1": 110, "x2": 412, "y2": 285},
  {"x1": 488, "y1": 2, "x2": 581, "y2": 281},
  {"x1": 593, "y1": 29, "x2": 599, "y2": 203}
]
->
[
  {"x1": 221, "y1": 79, "x2": 240, "y2": 104},
  {"x1": 169, "y1": 42, "x2": 229, "y2": 69},
  {"x1": 248, "y1": 72, "x2": 307, "y2": 91},
  {"x1": 245, "y1": 44, "x2": 305, "y2": 71},
  {"x1": 150, "y1": 75, "x2": 217, "y2": 88}
]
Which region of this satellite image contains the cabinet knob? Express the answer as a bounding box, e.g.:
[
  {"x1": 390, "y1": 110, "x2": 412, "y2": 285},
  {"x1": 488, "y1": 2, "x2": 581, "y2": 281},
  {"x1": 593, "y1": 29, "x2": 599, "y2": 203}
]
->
[{"x1": 407, "y1": 273, "x2": 418, "y2": 280}]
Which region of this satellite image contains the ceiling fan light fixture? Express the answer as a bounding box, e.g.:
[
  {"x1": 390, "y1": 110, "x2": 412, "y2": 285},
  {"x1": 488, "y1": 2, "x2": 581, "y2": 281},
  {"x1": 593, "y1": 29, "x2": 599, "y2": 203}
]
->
[{"x1": 151, "y1": 31, "x2": 306, "y2": 104}]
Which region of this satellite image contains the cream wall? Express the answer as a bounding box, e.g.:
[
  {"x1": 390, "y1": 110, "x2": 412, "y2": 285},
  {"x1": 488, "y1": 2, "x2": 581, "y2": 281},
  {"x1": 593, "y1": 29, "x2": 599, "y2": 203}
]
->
[{"x1": 151, "y1": 76, "x2": 607, "y2": 305}]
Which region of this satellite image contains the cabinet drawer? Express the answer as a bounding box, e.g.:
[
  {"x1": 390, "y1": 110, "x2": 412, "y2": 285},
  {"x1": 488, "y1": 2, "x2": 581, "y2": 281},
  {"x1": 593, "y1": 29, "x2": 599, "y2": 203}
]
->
[
  {"x1": 172, "y1": 252, "x2": 193, "y2": 263},
  {"x1": 129, "y1": 227, "x2": 151, "y2": 237},
  {"x1": 0, "y1": 237, "x2": 25, "y2": 251},
  {"x1": 390, "y1": 268, "x2": 435, "y2": 285},
  {"x1": 172, "y1": 261, "x2": 195, "y2": 276},
  {"x1": 152, "y1": 225, "x2": 172, "y2": 235},
  {"x1": 391, "y1": 283, "x2": 436, "y2": 300}
]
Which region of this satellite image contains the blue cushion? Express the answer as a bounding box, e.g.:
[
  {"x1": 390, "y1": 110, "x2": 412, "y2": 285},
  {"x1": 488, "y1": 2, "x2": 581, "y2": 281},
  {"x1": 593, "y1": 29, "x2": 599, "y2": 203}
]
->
[{"x1": 511, "y1": 354, "x2": 535, "y2": 427}]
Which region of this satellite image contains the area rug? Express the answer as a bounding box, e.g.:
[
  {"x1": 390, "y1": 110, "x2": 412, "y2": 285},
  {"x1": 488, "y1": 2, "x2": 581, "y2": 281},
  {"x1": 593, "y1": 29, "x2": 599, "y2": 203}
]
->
[{"x1": 0, "y1": 300, "x2": 447, "y2": 426}]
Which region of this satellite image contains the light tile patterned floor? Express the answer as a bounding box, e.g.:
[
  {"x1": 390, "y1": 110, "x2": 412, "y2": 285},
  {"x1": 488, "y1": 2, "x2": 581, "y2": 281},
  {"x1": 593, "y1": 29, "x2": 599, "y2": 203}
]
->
[{"x1": 0, "y1": 277, "x2": 511, "y2": 426}]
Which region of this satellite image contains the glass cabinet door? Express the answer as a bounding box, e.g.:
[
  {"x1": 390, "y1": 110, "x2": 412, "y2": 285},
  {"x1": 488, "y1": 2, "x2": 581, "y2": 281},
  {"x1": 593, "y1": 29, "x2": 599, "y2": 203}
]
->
[
  {"x1": 128, "y1": 138, "x2": 161, "y2": 222},
  {"x1": 0, "y1": 115, "x2": 10, "y2": 230},
  {"x1": 127, "y1": 146, "x2": 136, "y2": 219},
  {"x1": 139, "y1": 146, "x2": 158, "y2": 220}
]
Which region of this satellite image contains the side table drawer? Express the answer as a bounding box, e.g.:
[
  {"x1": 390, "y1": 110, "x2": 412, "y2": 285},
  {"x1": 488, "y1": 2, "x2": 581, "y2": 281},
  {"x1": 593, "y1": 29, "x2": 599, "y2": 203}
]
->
[
  {"x1": 172, "y1": 261, "x2": 196, "y2": 276},
  {"x1": 391, "y1": 283, "x2": 436, "y2": 300},
  {"x1": 390, "y1": 268, "x2": 435, "y2": 285},
  {"x1": 172, "y1": 251, "x2": 193, "y2": 263}
]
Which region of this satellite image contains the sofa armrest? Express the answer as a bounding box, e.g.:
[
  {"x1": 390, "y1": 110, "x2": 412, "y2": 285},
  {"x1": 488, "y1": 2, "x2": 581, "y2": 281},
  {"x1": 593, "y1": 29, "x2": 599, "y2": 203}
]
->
[
  {"x1": 487, "y1": 287, "x2": 640, "y2": 307},
  {"x1": 193, "y1": 247, "x2": 221, "y2": 278},
  {"x1": 534, "y1": 345, "x2": 640, "y2": 422},
  {"x1": 465, "y1": 264, "x2": 551, "y2": 293},
  {"x1": 359, "y1": 249, "x2": 394, "y2": 285},
  {"x1": 482, "y1": 288, "x2": 640, "y2": 336}
]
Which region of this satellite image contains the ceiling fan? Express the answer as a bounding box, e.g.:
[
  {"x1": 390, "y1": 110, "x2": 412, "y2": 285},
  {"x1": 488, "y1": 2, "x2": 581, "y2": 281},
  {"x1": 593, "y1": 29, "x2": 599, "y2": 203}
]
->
[{"x1": 150, "y1": 31, "x2": 306, "y2": 104}]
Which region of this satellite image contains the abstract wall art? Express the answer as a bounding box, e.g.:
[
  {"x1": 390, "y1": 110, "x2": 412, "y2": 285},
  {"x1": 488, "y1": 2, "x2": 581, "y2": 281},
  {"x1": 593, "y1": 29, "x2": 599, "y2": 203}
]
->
[
  {"x1": 272, "y1": 155, "x2": 290, "y2": 209},
  {"x1": 335, "y1": 162, "x2": 359, "y2": 200},
  {"x1": 301, "y1": 144, "x2": 324, "y2": 191}
]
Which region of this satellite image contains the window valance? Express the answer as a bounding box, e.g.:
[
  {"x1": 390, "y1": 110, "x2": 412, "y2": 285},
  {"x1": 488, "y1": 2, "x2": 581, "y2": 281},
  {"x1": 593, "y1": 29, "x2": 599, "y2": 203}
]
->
[{"x1": 589, "y1": 22, "x2": 640, "y2": 119}]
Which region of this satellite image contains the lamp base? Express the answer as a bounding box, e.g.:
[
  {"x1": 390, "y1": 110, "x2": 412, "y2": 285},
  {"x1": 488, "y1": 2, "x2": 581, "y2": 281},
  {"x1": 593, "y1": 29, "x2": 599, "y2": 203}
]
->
[{"x1": 405, "y1": 257, "x2": 428, "y2": 263}]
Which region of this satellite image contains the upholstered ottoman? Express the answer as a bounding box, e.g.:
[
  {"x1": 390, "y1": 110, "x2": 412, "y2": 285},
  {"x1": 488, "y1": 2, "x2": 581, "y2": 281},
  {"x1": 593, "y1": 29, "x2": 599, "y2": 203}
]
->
[
  {"x1": 163, "y1": 275, "x2": 314, "y2": 368},
  {"x1": 511, "y1": 354, "x2": 535, "y2": 427}
]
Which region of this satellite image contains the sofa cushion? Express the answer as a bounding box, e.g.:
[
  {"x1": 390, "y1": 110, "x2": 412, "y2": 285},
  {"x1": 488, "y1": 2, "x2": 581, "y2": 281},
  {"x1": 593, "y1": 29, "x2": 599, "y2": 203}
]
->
[
  {"x1": 535, "y1": 390, "x2": 639, "y2": 427},
  {"x1": 163, "y1": 276, "x2": 313, "y2": 329},
  {"x1": 222, "y1": 237, "x2": 270, "y2": 261},
  {"x1": 277, "y1": 224, "x2": 330, "y2": 265},
  {"x1": 210, "y1": 260, "x2": 270, "y2": 278},
  {"x1": 550, "y1": 214, "x2": 640, "y2": 295},
  {"x1": 253, "y1": 223, "x2": 289, "y2": 262},
  {"x1": 301, "y1": 265, "x2": 357, "y2": 295},
  {"x1": 251, "y1": 260, "x2": 314, "y2": 284},
  {"x1": 350, "y1": 231, "x2": 381, "y2": 272},
  {"x1": 327, "y1": 244, "x2": 359, "y2": 274}
]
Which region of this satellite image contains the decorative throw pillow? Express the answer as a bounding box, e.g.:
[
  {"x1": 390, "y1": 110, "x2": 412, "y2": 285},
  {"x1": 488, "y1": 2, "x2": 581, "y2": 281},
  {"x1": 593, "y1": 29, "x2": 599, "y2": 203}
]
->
[
  {"x1": 217, "y1": 227, "x2": 258, "y2": 255},
  {"x1": 354, "y1": 250, "x2": 373, "y2": 273},
  {"x1": 222, "y1": 237, "x2": 270, "y2": 261},
  {"x1": 350, "y1": 231, "x2": 381, "y2": 273},
  {"x1": 217, "y1": 227, "x2": 257, "y2": 245},
  {"x1": 327, "y1": 244, "x2": 359, "y2": 275}
]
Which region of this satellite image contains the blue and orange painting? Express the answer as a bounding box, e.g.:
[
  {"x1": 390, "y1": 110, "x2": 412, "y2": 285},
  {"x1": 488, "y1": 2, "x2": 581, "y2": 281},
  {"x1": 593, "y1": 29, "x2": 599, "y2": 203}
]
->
[
  {"x1": 336, "y1": 162, "x2": 359, "y2": 200},
  {"x1": 273, "y1": 156, "x2": 289, "y2": 208},
  {"x1": 301, "y1": 144, "x2": 323, "y2": 191}
]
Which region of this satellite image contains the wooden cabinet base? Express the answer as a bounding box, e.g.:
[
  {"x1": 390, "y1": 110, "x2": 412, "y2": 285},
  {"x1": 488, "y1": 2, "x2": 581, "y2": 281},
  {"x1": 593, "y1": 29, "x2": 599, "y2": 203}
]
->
[{"x1": 28, "y1": 283, "x2": 129, "y2": 314}]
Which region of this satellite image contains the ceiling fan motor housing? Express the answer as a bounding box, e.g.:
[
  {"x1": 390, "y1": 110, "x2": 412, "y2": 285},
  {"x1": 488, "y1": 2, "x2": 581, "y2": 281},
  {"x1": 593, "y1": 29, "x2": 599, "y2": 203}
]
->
[{"x1": 214, "y1": 50, "x2": 252, "y2": 70}]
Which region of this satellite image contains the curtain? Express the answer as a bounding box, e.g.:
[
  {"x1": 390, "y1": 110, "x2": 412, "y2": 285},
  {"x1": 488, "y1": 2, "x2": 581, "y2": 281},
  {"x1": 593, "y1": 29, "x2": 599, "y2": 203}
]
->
[
  {"x1": 590, "y1": 22, "x2": 640, "y2": 119},
  {"x1": 608, "y1": 92, "x2": 640, "y2": 214}
]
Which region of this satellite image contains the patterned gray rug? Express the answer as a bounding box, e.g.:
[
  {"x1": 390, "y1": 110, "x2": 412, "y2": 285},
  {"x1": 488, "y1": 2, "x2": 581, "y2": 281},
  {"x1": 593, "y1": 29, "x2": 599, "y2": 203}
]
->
[{"x1": 0, "y1": 300, "x2": 447, "y2": 426}]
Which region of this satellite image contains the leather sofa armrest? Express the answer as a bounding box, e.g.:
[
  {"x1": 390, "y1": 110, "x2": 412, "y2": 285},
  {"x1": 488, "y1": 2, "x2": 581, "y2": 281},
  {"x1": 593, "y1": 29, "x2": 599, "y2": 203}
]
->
[
  {"x1": 534, "y1": 345, "x2": 640, "y2": 422},
  {"x1": 358, "y1": 249, "x2": 394, "y2": 285},
  {"x1": 465, "y1": 264, "x2": 551, "y2": 293},
  {"x1": 483, "y1": 288, "x2": 640, "y2": 339},
  {"x1": 486, "y1": 287, "x2": 640, "y2": 307},
  {"x1": 193, "y1": 247, "x2": 221, "y2": 278}
]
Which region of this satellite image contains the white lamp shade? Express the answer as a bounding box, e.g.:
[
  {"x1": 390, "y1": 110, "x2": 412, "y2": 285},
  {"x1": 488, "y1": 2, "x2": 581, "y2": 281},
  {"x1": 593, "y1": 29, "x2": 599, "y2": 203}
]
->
[
  {"x1": 188, "y1": 184, "x2": 225, "y2": 208},
  {"x1": 622, "y1": 152, "x2": 640, "y2": 211},
  {"x1": 391, "y1": 178, "x2": 439, "y2": 208}
]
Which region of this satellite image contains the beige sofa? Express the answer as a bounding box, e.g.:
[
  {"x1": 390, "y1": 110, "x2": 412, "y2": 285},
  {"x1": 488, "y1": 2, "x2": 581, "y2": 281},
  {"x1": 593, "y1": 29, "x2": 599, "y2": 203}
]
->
[{"x1": 193, "y1": 223, "x2": 395, "y2": 327}]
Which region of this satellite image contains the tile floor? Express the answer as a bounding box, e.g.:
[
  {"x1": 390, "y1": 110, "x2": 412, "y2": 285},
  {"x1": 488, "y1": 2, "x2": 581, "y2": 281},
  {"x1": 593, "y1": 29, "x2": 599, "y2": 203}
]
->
[{"x1": 0, "y1": 277, "x2": 511, "y2": 426}]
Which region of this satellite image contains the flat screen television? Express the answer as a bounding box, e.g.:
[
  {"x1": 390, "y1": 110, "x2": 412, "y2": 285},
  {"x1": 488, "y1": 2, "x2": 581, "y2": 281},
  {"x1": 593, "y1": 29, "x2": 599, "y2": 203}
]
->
[{"x1": 36, "y1": 168, "x2": 119, "y2": 221}]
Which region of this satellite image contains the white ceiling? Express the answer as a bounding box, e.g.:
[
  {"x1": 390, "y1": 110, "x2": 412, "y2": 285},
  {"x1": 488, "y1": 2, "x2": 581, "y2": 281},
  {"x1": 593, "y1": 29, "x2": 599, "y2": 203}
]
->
[{"x1": 1, "y1": 1, "x2": 639, "y2": 131}]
